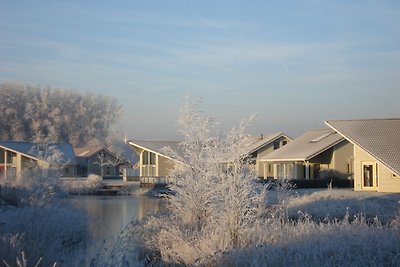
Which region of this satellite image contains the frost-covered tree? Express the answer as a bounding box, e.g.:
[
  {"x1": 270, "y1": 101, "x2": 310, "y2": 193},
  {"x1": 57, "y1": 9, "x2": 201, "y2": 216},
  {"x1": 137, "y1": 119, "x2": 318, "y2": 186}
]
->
[
  {"x1": 130, "y1": 96, "x2": 269, "y2": 265},
  {"x1": 0, "y1": 81, "x2": 122, "y2": 146}
]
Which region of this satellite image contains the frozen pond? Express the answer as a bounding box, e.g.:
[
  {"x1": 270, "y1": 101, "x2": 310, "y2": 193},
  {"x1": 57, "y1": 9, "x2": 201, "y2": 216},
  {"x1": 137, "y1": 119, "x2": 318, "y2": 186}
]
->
[{"x1": 70, "y1": 195, "x2": 166, "y2": 257}]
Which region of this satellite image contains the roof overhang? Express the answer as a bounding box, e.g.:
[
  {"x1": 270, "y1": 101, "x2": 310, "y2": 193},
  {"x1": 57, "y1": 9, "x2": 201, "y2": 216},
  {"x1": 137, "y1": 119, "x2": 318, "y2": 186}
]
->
[
  {"x1": 0, "y1": 145, "x2": 45, "y2": 164},
  {"x1": 247, "y1": 133, "x2": 291, "y2": 155}
]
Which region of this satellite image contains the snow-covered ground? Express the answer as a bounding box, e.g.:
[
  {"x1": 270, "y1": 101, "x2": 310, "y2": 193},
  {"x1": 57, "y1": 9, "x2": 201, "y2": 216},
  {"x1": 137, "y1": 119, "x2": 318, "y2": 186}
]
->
[{"x1": 283, "y1": 188, "x2": 400, "y2": 223}]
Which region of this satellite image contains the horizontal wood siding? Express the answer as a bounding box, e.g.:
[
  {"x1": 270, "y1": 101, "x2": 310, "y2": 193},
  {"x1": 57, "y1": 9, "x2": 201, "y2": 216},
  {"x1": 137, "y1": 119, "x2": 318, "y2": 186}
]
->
[{"x1": 354, "y1": 146, "x2": 400, "y2": 192}]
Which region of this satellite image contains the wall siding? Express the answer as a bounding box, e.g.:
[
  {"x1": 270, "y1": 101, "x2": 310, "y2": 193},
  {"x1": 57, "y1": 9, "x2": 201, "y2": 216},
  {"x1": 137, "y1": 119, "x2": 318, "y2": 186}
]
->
[
  {"x1": 256, "y1": 143, "x2": 275, "y2": 177},
  {"x1": 256, "y1": 136, "x2": 291, "y2": 177},
  {"x1": 332, "y1": 141, "x2": 354, "y2": 179},
  {"x1": 158, "y1": 156, "x2": 175, "y2": 177},
  {"x1": 354, "y1": 146, "x2": 400, "y2": 192}
]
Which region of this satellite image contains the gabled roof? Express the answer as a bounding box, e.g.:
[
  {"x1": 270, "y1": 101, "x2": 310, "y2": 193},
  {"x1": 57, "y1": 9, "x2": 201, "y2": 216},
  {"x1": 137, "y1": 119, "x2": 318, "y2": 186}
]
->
[
  {"x1": 128, "y1": 140, "x2": 183, "y2": 161},
  {"x1": 246, "y1": 132, "x2": 291, "y2": 155},
  {"x1": 325, "y1": 118, "x2": 400, "y2": 176},
  {"x1": 259, "y1": 128, "x2": 345, "y2": 162},
  {"x1": 74, "y1": 145, "x2": 130, "y2": 166},
  {"x1": 129, "y1": 133, "x2": 291, "y2": 163},
  {"x1": 74, "y1": 146, "x2": 107, "y2": 158},
  {"x1": 0, "y1": 140, "x2": 77, "y2": 164}
]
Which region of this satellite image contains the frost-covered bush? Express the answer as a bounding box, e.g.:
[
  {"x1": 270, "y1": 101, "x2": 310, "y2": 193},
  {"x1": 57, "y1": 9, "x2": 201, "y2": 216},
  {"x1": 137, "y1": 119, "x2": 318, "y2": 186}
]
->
[
  {"x1": 1, "y1": 170, "x2": 65, "y2": 207},
  {"x1": 319, "y1": 168, "x2": 343, "y2": 180},
  {"x1": 126, "y1": 96, "x2": 270, "y2": 265},
  {"x1": 0, "y1": 141, "x2": 91, "y2": 266},
  {"x1": 60, "y1": 174, "x2": 103, "y2": 195},
  {"x1": 285, "y1": 189, "x2": 400, "y2": 223},
  {"x1": 0, "y1": 203, "x2": 89, "y2": 266},
  {"x1": 203, "y1": 213, "x2": 400, "y2": 267}
]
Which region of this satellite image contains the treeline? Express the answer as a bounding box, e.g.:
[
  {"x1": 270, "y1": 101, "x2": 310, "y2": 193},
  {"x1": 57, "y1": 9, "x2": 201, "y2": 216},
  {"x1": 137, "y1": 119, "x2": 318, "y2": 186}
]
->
[{"x1": 0, "y1": 82, "x2": 122, "y2": 146}]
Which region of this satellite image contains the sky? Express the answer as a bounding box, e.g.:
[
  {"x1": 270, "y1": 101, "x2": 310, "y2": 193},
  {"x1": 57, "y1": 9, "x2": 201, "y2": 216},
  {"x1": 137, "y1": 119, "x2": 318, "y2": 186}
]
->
[{"x1": 1, "y1": 0, "x2": 400, "y2": 140}]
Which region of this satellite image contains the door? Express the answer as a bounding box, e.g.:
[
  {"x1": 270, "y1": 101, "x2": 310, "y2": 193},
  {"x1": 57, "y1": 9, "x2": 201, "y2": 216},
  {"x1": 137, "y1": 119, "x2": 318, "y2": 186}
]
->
[{"x1": 362, "y1": 162, "x2": 377, "y2": 189}]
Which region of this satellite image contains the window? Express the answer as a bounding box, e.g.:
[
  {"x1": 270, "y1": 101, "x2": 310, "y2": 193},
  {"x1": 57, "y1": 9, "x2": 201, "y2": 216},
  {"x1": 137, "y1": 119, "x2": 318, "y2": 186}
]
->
[
  {"x1": 6, "y1": 151, "x2": 16, "y2": 163},
  {"x1": 142, "y1": 151, "x2": 156, "y2": 165},
  {"x1": 273, "y1": 141, "x2": 280, "y2": 150},
  {"x1": 106, "y1": 166, "x2": 111, "y2": 175},
  {"x1": 347, "y1": 163, "x2": 352, "y2": 174},
  {"x1": 282, "y1": 140, "x2": 288, "y2": 146},
  {"x1": 268, "y1": 164, "x2": 272, "y2": 173}
]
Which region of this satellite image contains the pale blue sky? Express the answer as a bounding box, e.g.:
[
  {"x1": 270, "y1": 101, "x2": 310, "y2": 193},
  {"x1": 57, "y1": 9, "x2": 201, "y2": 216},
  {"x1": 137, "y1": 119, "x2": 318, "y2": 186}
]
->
[{"x1": 1, "y1": 1, "x2": 399, "y2": 139}]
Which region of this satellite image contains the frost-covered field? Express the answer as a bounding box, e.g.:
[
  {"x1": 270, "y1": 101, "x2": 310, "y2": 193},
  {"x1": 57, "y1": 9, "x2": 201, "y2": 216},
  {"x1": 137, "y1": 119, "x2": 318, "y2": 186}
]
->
[
  {"x1": 120, "y1": 188, "x2": 399, "y2": 267},
  {"x1": 0, "y1": 174, "x2": 103, "y2": 266},
  {"x1": 285, "y1": 188, "x2": 400, "y2": 223},
  {"x1": 1, "y1": 184, "x2": 399, "y2": 266},
  {"x1": 210, "y1": 189, "x2": 400, "y2": 267}
]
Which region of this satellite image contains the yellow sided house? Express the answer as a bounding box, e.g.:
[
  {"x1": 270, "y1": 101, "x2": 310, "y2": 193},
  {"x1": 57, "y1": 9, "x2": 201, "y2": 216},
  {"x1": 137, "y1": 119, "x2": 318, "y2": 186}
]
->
[
  {"x1": 259, "y1": 129, "x2": 354, "y2": 181},
  {"x1": 326, "y1": 118, "x2": 400, "y2": 193},
  {"x1": 128, "y1": 140, "x2": 182, "y2": 186},
  {"x1": 231, "y1": 132, "x2": 292, "y2": 177},
  {"x1": 0, "y1": 140, "x2": 77, "y2": 179},
  {"x1": 129, "y1": 133, "x2": 291, "y2": 180}
]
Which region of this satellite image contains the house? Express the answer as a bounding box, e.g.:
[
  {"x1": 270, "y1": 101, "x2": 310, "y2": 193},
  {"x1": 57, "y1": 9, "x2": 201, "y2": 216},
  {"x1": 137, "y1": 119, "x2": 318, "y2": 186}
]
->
[
  {"x1": 73, "y1": 146, "x2": 125, "y2": 178},
  {"x1": 242, "y1": 132, "x2": 291, "y2": 177},
  {"x1": 0, "y1": 140, "x2": 77, "y2": 179},
  {"x1": 326, "y1": 118, "x2": 400, "y2": 192},
  {"x1": 129, "y1": 133, "x2": 291, "y2": 179},
  {"x1": 259, "y1": 129, "x2": 354, "y2": 180},
  {"x1": 127, "y1": 140, "x2": 182, "y2": 187},
  {"x1": 128, "y1": 140, "x2": 181, "y2": 178}
]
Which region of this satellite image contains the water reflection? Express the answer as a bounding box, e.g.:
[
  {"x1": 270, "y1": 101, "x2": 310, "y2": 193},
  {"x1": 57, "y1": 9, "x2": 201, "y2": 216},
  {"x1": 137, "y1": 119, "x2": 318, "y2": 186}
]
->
[{"x1": 70, "y1": 195, "x2": 165, "y2": 253}]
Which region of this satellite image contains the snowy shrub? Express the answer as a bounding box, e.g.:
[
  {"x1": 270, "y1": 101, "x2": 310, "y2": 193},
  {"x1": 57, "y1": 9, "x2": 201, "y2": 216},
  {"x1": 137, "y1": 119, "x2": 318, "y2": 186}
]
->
[
  {"x1": 286, "y1": 189, "x2": 400, "y2": 223},
  {"x1": 0, "y1": 140, "x2": 91, "y2": 266},
  {"x1": 60, "y1": 174, "x2": 103, "y2": 195},
  {"x1": 319, "y1": 168, "x2": 343, "y2": 180},
  {"x1": 203, "y1": 214, "x2": 400, "y2": 267},
  {"x1": 0, "y1": 203, "x2": 89, "y2": 266},
  {"x1": 126, "y1": 96, "x2": 270, "y2": 265}
]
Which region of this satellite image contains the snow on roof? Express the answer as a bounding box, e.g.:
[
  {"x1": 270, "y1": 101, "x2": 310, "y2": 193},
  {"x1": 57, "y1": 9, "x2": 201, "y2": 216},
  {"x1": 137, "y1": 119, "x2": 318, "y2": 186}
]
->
[
  {"x1": 73, "y1": 146, "x2": 104, "y2": 158},
  {"x1": 326, "y1": 118, "x2": 400, "y2": 176},
  {"x1": 128, "y1": 140, "x2": 183, "y2": 161},
  {"x1": 0, "y1": 140, "x2": 77, "y2": 164},
  {"x1": 259, "y1": 128, "x2": 344, "y2": 162}
]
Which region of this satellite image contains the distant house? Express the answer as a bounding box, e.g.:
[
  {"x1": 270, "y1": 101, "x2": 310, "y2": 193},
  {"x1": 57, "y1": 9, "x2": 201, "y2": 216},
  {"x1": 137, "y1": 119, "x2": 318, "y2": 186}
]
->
[
  {"x1": 129, "y1": 133, "x2": 291, "y2": 180},
  {"x1": 128, "y1": 140, "x2": 181, "y2": 178},
  {"x1": 0, "y1": 140, "x2": 77, "y2": 179},
  {"x1": 259, "y1": 129, "x2": 354, "y2": 180},
  {"x1": 326, "y1": 118, "x2": 400, "y2": 192},
  {"x1": 242, "y1": 132, "x2": 292, "y2": 177},
  {"x1": 73, "y1": 146, "x2": 124, "y2": 178}
]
